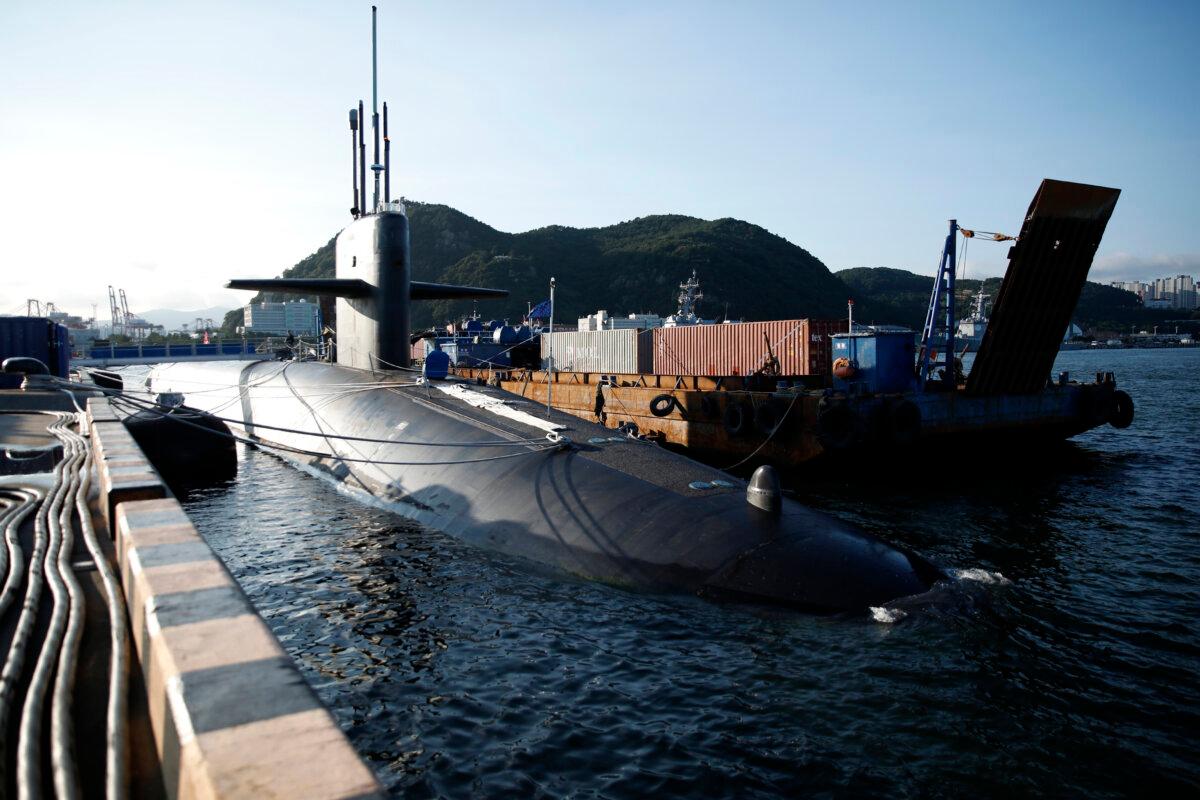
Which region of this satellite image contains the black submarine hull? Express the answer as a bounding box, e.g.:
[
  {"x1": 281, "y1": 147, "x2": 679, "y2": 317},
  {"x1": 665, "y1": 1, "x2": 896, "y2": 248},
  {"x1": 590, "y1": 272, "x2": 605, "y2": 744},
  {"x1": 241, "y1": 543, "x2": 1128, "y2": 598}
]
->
[{"x1": 149, "y1": 360, "x2": 943, "y2": 612}]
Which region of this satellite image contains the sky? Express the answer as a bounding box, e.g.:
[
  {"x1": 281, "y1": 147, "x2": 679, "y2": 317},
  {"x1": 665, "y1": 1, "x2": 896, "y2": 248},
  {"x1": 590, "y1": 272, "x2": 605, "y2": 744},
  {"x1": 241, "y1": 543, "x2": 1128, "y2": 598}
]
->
[{"x1": 1, "y1": 0, "x2": 1196, "y2": 319}]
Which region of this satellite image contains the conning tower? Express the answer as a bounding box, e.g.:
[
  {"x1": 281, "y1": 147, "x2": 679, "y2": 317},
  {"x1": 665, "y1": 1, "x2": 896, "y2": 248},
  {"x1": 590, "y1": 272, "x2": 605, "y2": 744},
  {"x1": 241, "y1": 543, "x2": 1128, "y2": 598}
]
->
[{"x1": 226, "y1": 6, "x2": 506, "y2": 369}]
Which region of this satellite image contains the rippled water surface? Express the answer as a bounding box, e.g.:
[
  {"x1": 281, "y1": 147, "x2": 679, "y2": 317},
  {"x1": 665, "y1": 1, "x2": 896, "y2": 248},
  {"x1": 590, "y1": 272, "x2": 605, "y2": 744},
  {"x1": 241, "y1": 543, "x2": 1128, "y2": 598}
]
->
[{"x1": 176, "y1": 349, "x2": 1200, "y2": 797}]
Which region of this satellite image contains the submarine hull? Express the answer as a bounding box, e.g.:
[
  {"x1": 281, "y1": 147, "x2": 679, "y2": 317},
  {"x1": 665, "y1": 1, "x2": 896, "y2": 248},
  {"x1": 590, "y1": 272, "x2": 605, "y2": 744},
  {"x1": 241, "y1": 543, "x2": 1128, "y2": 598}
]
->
[{"x1": 150, "y1": 360, "x2": 943, "y2": 612}]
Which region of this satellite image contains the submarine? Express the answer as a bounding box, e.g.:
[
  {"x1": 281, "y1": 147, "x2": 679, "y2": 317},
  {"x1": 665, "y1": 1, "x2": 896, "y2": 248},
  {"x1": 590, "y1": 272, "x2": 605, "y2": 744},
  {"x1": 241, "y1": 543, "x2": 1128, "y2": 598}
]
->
[{"x1": 148, "y1": 8, "x2": 944, "y2": 613}]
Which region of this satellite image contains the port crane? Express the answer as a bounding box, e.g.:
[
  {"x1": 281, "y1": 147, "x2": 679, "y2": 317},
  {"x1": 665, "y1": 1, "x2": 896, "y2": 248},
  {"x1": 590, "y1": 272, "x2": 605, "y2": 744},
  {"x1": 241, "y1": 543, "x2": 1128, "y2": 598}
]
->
[{"x1": 106, "y1": 285, "x2": 158, "y2": 339}]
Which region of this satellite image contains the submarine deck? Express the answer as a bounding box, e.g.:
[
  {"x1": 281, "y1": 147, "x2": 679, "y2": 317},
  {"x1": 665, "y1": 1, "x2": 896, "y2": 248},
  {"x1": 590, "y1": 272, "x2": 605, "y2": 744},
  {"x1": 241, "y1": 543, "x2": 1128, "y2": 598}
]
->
[{"x1": 400, "y1": 378, "x2": 745, "y2": 498}]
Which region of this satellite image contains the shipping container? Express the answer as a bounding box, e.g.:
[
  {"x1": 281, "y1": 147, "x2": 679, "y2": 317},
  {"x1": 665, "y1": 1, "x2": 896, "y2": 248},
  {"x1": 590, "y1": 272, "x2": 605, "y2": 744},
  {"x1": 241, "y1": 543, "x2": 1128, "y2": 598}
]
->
[
  {"x1": 831, "y1": 330, "x2": 916, "y2": 394},
  {"x1": 0, "y1": 316, "x2": 70, "y2": 377},
  {"x1": 540, "y1": 329, "x2": 653, "y2": 373},
  {"x1": 651, "y1": 319, "x2": 846, "y2": 377}
]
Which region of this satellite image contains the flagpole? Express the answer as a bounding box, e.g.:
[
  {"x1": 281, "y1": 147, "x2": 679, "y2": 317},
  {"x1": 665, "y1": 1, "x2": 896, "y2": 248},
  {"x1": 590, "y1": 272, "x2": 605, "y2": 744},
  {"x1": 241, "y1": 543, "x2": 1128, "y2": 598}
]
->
[{"x1": 547, "y1": 277, "x2": 555, "y2": 414}]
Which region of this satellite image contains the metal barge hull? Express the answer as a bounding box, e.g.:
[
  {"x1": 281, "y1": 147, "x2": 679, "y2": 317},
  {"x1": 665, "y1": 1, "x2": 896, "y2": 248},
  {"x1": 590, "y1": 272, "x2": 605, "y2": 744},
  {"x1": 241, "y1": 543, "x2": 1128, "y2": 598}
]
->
[{"x1": 447, "y1": 368, "x2": 1127, "y2": 468}]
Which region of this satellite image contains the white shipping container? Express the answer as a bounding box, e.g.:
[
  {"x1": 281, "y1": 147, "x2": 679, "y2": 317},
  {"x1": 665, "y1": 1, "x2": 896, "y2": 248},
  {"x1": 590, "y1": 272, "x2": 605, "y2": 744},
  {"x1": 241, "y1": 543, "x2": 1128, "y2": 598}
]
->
[{"x1": 540, "y1": 329, "x2": 653, "y2": 373}]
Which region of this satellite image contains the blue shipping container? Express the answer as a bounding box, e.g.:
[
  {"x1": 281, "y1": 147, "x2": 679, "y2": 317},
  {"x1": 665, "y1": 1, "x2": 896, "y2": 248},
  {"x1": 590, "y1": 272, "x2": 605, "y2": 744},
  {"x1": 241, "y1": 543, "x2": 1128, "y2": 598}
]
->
[
  {"x1": 0, "y1": 316, "x2": 70, "y2": 377},
  {"x1": 831, "y1": 330, "x2": 915, "y2": 394},
  {"x1": 424, "y1": 337, "x2": 512, "y2": 368}
]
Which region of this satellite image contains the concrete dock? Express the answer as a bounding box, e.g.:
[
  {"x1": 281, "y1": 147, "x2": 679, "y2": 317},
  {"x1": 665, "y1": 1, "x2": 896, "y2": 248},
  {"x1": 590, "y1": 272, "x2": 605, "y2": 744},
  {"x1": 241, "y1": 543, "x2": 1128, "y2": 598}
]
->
[{"x1": 0, "y1": 385, "x2": 381, "y2": 799}]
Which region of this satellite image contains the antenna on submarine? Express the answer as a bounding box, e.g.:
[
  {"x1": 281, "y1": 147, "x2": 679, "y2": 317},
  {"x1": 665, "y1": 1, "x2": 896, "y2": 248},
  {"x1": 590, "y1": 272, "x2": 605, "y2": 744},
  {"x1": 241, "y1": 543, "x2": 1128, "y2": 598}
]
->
[
  {"x1": 370, "y1": 4, "x2": 383, "y2": 212},
  {"x1": 383, "y1": 101, "x2": 390, "y2": 203},
  {"x1": 348, "y1": 5, "x2": 389, "y2": 218},
  {"x1": 349, "y1": 107, "x2": 360, "y2": 216}
]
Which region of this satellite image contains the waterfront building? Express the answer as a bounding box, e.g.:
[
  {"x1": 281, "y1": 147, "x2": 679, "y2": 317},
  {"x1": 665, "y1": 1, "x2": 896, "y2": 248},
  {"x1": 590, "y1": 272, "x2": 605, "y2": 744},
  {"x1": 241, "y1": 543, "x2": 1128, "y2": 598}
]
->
[
  {"x1": 577, "y1": 310, "x2": 663, "y2": 331},
  {"x1": 244, "y1": 299, "x2": 320, "y2": 335},
  {"x1": 1110, "y1": 276, "x2": 1197, "y2": 309},
  {"x1": 1109, "y1": 280, "x2": 1151, "y2": 300}
]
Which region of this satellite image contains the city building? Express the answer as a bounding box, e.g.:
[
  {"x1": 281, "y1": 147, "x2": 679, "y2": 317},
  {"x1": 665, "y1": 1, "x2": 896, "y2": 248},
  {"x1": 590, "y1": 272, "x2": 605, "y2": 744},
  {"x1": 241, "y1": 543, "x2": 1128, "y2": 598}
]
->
[
  {"x1": 1108, "y1": 280, "x2": 1150, "y2": 300},
  {"x1": 1110, "y1": 275, "x2": 1197, "y2": 310},
  {"x1": 244, "y1": 300, "x2": 321, "y2": 335}
]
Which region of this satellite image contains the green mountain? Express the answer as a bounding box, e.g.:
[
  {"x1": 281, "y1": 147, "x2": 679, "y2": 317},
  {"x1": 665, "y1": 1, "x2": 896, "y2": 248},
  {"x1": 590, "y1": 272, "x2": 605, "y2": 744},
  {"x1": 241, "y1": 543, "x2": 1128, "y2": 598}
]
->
[
  {"x1": 219, "y1": 202, "x2": 1183, "y2": 339},
  {"x1": 221, "y1": 201, "x2": 850, "y2": 334}
]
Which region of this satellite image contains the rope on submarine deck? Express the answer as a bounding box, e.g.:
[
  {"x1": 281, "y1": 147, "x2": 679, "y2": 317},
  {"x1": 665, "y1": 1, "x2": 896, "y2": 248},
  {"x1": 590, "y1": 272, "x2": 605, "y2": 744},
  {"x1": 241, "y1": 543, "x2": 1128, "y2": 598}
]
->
[
  {"x1": 55, "y1": 377, "x2": 556, "y2": 448},
  {"x1": 103, "y1": 392, "x2": 567, "y2": 466}
]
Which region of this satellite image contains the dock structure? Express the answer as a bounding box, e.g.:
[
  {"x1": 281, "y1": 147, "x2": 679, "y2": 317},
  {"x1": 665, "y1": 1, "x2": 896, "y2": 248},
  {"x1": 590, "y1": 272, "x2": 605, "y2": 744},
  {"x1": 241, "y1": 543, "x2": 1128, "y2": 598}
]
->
[
  {"x1": 449, "y1": 367, "x2": 1130, "y2": 468},
  {"x1": 0, "y1": 386, "x2": 381, "y2": 799}
]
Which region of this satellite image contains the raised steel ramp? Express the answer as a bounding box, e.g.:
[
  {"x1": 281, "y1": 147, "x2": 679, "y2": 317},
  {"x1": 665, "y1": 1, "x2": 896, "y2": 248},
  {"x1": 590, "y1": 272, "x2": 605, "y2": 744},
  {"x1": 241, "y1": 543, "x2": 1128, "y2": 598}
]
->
[{"x1": 965, "y1": 179, "x2": 1120, "y2": 396}]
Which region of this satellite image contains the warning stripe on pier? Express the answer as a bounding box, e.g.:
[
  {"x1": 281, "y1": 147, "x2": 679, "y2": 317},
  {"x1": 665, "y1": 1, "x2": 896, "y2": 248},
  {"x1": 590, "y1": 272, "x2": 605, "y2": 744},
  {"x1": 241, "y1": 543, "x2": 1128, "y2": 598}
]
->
[
  {"x1": 85, "y1": 397, "x2": 382, "y2": 799},
  {"x1": 116, "y1": 498, "x2": 381, "y2": 800}
]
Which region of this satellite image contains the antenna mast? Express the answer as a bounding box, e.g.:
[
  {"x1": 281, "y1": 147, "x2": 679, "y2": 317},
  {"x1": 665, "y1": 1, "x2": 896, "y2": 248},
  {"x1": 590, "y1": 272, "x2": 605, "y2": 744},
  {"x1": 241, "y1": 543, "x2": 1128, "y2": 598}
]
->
[
  {"x1": 346, "y1": 6, "x2": 391, "y2": 219},
  {"x1": 383, "y1": 102, "x2": 390, "y2": 203},
  {"x1": 349, "y1": 108, "x2": 360, "y2": 216},
  {"x1": 370, "y1": 5, "x2": 382, "y2": 211}
]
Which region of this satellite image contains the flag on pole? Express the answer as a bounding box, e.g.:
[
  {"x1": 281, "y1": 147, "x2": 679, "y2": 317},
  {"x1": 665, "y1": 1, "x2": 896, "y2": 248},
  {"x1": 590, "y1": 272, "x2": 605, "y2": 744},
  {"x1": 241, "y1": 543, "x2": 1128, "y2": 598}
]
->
[{"x1": 528, "y1": 299, "x2": 552, "y2": 320}]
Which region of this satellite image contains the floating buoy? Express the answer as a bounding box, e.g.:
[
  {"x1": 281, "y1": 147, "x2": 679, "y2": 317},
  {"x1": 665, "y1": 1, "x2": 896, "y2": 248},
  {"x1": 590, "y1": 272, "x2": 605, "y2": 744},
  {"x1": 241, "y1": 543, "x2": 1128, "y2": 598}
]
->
[{"x1": 832, "y1": 357, "x2": 857, "y2": 380}]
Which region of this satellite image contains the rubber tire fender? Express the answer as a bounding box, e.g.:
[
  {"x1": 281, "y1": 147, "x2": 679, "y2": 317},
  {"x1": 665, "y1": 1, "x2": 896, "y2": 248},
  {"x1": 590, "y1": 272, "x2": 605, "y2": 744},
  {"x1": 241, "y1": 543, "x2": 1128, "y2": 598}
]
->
[
  {"x1": 649, "y1": 393, "x2": 677, "y2": 418},
  {"x1": 754, "y1": 399, "x2": 785, "y2": 436},
  {"x1": 817, "y1": 399, "x2": 859, "y2": 450},
  {"x1": 888, "y1": 399, "x2": 922, "y2": 446},
  {"x1": 722, "y1": 401, "x2": 751, "y2": 438},
  {"x1": 1108, "y1": 389, "x2": 1134, "y2": 429}
]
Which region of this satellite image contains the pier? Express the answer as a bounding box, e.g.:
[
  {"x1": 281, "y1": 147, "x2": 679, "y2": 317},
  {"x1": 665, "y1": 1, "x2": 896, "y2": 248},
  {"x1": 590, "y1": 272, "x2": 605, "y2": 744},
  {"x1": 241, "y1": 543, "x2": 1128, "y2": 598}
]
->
[
  {"x1": 0, "y1": 383, "x2": 380, "y2": 798},
  {"x1": 74, "y1": 340, "x2": 263, "y2": 369}
]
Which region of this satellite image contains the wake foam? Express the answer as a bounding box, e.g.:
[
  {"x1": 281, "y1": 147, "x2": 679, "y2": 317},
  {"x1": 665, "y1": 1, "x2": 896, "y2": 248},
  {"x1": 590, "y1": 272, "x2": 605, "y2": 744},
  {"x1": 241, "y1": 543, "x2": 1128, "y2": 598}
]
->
[
  {"x1": 952, "y1": 568, "x2": 1011, "y2": 586},
  {"x1": 869, "y1": 606, "x2": 908, "y2": 624}
]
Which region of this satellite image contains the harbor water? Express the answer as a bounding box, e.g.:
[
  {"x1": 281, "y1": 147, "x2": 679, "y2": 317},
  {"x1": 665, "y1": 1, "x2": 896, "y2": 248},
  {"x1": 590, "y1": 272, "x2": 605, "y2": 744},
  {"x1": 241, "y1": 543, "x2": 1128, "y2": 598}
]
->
[{"x1": 164, "y1": 348, "x2": 1198, "y2": 797}]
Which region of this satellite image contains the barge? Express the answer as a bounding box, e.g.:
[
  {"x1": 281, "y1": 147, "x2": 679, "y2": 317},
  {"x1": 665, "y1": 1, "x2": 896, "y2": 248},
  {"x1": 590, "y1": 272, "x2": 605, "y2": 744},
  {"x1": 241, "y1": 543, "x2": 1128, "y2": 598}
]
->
[{"x1": 449, "y1": 178, "x2": 1133, "y2": 469}]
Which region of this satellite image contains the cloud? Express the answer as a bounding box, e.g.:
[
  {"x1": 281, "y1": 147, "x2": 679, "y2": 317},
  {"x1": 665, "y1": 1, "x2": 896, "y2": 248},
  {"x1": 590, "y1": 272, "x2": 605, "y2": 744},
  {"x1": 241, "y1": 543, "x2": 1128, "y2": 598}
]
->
[{"x1": 1092, "y1": 252, "x2": 1200, "y2": 283}]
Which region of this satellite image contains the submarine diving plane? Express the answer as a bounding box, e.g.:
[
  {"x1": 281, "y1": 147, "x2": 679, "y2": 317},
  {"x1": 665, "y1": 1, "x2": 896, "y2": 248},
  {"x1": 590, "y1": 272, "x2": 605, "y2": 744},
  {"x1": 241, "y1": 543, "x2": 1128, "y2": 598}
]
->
[{"x1": 149, "y1": 7, "x2": 944, "y2": 613}]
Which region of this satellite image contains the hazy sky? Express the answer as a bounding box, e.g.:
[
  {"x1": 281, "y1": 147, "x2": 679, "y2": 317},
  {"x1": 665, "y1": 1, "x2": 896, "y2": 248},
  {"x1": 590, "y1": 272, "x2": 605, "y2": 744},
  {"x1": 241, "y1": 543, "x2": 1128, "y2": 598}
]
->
[{"x1": 2, "y1": 0, "x2": 1196, "y2": 318}]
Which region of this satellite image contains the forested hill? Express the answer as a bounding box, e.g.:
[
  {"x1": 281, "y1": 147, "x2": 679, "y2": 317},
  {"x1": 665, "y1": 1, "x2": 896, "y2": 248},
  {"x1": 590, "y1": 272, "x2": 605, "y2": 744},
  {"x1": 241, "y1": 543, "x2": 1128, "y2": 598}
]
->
[
  {"x1": 221, "y1": 202, "x2": 850, "y2": 332},
  {"x1": 836, "y1": 267, "x2": 1163, "y2": 333},
  {"x1": 218, "y1": 202, "x2": 1166, "y2": 336}
]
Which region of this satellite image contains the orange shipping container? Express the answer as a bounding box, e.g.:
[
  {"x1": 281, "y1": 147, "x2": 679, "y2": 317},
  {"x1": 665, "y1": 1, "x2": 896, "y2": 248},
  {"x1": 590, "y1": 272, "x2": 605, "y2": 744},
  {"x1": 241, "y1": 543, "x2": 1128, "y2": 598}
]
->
[{"x1": 651, "y1": 319, "x2": 847, "y2": 377}]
